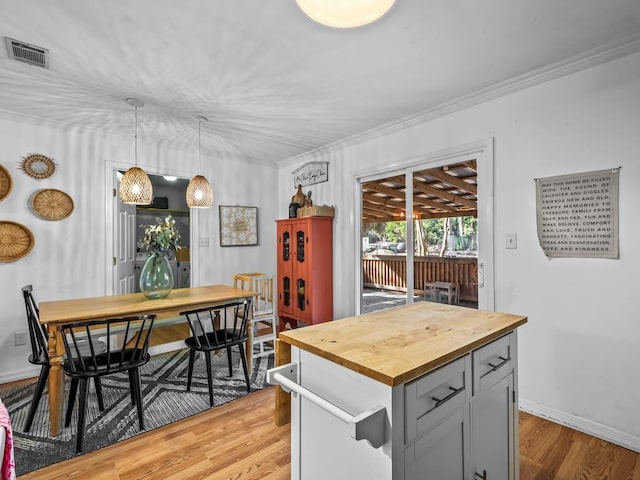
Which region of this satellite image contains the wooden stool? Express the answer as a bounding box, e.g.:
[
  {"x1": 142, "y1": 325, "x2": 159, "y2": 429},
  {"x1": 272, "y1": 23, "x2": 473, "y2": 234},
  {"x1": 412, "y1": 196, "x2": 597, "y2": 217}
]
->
[
  {"x1": 233, "y1": 272, "x2": 266, "y2": 291},
  {"x1": 233, "y1": 273, "x2": 277, "y2": 358}
]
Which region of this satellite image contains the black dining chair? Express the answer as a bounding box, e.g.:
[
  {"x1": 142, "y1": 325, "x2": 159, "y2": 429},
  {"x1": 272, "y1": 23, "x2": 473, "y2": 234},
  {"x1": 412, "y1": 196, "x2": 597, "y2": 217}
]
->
[
  {"x1": 60, "y1": 314, "x2": 156, "y2": 453},
  {"x1": 180, "y1": 299, "x2": 252, "y2": 407},
  {"x1": 21, "y1": 285, "x2": 107, "y2": 433}
]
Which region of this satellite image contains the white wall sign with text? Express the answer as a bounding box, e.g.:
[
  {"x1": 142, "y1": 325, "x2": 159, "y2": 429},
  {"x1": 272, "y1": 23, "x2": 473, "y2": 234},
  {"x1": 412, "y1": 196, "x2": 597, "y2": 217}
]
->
[
  {"x1": 292, "y1": 161, "x2": 328, "y2": 187},
  {"x1": 535, "y1": 168, "x2": 619, "y2": 258}
]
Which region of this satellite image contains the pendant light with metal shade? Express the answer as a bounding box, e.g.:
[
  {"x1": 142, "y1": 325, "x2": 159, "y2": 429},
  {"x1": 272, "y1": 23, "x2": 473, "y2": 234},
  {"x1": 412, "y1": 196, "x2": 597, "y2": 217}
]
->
[
  {"x1": 119, "y1": 98, "x2": 153, "y2": 205},
  {"x1": 186, "y1": 116, "x2": 213, "y2": 208}
]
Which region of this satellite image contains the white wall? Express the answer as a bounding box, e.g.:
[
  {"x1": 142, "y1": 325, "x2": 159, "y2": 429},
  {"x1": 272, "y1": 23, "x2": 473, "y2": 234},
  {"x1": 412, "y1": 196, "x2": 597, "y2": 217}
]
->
[
  {"x1": 278, "y1": 52, "x2": 640, "y2": 450},
  {"x1": 0, "y1": 116, "x2": 278, "y2": 381}
]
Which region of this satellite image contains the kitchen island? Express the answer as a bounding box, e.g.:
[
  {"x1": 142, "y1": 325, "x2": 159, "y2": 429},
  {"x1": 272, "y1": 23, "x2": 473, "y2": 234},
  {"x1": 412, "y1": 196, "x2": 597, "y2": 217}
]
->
[{"x1": 268, "y1": 302, "x2": 527, "y2": 480}]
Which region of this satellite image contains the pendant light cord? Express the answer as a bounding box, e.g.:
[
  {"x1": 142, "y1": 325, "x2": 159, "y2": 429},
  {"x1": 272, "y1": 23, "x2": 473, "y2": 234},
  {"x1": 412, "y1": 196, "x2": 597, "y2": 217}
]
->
[
  {"x1": 134, "y1": 105, "x2": 139, "y2": 167},
  {"x1": 198, "y1": 118, "x2": 201, "y2": 173}
]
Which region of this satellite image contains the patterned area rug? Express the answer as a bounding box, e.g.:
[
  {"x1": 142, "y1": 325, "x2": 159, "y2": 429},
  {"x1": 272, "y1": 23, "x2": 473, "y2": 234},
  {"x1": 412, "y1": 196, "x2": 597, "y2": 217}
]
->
[{"x1": 0, "y1": 348, "x2": 273, "y2": 476}]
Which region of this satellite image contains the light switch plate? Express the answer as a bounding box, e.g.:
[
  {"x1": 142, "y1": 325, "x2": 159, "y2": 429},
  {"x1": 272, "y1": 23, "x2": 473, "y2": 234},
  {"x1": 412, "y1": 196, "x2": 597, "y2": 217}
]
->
[
  {"x1": 14, "y1": 330, "x2": 28, "y2": 346},
  {"x1": 199, "y1": 237, "x2": 210, "y2": 247},
  {"x1": 506, "y1": 233, "x2": 517, "y2": 249}
]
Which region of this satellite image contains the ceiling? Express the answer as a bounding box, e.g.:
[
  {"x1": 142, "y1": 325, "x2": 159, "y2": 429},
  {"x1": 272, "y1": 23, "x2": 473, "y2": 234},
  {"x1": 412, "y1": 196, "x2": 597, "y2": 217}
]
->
[{"x1": 0, "y1": 1, "x2": 639, "y2": 166}]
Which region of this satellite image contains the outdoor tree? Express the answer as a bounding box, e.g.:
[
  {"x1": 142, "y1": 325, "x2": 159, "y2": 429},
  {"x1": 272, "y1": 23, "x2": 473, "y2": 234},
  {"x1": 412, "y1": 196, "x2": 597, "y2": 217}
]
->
[{"x1": 385, "y1": 221, "x2": 406, "y2": 243}]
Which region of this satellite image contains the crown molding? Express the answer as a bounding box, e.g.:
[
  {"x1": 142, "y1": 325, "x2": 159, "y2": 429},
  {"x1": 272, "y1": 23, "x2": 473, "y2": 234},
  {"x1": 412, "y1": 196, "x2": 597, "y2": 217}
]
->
[{"x1": 283, "y1": 34, "x2": 640, "y2": 164}]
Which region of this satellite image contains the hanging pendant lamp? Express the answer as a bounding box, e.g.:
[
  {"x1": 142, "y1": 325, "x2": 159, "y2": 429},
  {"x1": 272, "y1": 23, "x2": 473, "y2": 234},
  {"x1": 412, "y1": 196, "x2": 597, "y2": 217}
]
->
[
  {"x1": 186, "y1": 116, "x2": 213, "y2": 208},
  {"x1": 120, "y1": 98, "x2": 153, "y2": 205},
  {"x1": 295, "y1": 0, "x2": 396, "y2": 28}
]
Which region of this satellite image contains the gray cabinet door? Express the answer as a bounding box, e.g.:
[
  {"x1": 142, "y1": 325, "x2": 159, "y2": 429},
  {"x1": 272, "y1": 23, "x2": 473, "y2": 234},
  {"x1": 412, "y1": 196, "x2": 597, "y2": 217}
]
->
[
  {"x1": 405, "y1": 405, "x2": 470, "y2": 480},
  {"x1": 471, "y1": 373, "x2": 515, "y2": 480}
]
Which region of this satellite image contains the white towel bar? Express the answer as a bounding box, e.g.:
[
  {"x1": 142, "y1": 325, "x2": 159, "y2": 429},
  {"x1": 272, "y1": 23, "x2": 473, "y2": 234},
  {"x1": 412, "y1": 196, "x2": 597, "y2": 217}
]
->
[{"x1": 267, "y1": 363, "x2": 387, "y2": 448}]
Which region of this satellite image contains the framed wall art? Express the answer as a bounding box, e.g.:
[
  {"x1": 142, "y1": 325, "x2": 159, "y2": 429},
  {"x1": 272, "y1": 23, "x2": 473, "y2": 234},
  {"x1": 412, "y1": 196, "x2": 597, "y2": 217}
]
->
[{"x1": 219, "y1": 205, "x2": 258, "y2": 247}]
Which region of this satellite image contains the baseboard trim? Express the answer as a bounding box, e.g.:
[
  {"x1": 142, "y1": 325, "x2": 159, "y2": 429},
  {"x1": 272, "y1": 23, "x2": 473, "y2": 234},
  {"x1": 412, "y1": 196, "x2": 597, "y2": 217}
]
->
[
  {"x1": 519, "y1": 399, "x2": 640, "y2": 453},
  {"x1": 148, "y1": 340, "x2": 185, "y2": 356},
  {"x1": 1, "y1": 345, "x2": 187, "y2": 385},
  {"x1": 0, "y1": 365, "x2": 41, "y2": 385}
]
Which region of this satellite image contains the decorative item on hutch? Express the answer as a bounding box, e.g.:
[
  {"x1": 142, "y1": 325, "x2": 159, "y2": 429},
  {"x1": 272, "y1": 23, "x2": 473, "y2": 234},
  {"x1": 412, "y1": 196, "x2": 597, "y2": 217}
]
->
[
  {"x1": 289, "y1": 184, "x2": 312, "y2": 218},
  {"x1": 137, "y1": 215, "x2": 181, "y2": 299},
  {"x1": 119, "y1": 98, "x2": 153, "y2": 205}
]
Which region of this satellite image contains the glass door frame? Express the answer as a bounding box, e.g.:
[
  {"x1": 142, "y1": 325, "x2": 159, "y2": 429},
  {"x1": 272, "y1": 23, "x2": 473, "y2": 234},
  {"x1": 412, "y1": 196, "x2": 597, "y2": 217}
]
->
[{"x1": 354, "y1": 138, "x2": 495, "y2": 315}]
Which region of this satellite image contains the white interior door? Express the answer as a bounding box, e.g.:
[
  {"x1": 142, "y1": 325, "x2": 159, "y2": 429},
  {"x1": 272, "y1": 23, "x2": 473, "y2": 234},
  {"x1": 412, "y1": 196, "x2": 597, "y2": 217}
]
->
[{"x1": 113, "y1": 170, "x2": 136, "y2": 294}]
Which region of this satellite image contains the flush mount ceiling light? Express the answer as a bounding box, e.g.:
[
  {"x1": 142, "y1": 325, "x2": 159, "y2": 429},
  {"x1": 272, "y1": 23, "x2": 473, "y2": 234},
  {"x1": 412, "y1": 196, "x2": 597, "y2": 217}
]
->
[
  {"x1": 295, "y1": 0, "x2": 396, "y2": 28},
  {"x1": 119, "y1": 98, "x2": 153, "y2": 205},
  {"x1": 186, "y1": 116, "x2": 213, "y2": 208}
]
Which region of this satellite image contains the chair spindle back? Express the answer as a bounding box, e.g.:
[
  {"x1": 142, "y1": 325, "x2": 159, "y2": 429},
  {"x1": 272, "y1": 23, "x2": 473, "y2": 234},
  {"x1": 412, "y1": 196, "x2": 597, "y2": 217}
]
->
[
  {"x1": 21, "y1": 285, "x2": 49, "y2": 364},
  {"x1": 60, "y1": 315, "x2": 156, "y2": 376},
  {"x1": 181, "y1": 298, "x2": 251, "y2": 349}
]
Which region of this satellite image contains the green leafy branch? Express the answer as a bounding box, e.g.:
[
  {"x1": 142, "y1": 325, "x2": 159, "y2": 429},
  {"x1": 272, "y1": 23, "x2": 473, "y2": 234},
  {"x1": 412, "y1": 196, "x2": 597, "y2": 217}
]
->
[{"x1": 138, "y1": 215, "x2": 182, "y2": 253}]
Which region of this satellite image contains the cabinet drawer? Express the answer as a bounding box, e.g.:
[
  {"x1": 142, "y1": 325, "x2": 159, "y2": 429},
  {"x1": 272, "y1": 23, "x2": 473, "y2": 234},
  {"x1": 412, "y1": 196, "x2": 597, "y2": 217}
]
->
[
  {"x1": 473, "y1": 332, "x2": 514, "y2": 393},
  {"x1": 405, "y1": 354, "x2": 471, "y2": 443}
]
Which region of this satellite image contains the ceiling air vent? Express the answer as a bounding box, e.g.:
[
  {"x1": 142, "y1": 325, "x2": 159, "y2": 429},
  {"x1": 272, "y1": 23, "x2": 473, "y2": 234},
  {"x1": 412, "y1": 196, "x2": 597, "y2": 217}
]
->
[{"x1": 5, "y1": 37, "x2": 49, "y2": 69}]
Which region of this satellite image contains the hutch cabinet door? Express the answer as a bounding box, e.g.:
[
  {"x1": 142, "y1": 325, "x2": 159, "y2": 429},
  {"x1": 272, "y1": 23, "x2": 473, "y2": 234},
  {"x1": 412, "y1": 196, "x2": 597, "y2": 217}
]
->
[{"x1": 277, "y1": 221, "x2": 294, "y2": 317}]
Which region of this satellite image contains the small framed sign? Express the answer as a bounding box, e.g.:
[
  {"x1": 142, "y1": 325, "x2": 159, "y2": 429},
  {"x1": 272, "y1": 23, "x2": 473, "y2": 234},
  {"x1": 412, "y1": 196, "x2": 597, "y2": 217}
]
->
[
  {"x1": 292, "y1": 161, "x2": 328, "y2": 187},
  {"x1": 219, "y1": 205, "x2": 258, "y2": 246}
]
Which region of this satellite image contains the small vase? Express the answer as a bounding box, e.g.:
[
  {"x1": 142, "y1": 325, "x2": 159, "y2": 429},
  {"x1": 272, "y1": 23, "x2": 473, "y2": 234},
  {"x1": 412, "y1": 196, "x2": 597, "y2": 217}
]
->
[
  {"x1": 292, "y1": 184, "x2": 306, "y2": 206},
  {"x1": 139, "y1": 252, "x2": 174, "y2": 299}
]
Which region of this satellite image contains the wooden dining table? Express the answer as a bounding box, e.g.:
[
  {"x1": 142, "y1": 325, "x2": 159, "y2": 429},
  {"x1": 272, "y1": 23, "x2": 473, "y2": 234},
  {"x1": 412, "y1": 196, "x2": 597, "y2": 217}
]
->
[{"x1": 39, "y1": 284, "x2": 255, "y2": 437}]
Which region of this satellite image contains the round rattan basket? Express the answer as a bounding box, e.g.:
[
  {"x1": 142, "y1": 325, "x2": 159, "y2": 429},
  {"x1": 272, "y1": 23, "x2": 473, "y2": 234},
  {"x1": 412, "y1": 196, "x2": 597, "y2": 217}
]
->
[
  {"x1": 20, "y1": 154, "x2": 56, "y2": 180},
  {"x1": 0, "y1": 164, "x2": 12, "y2": 202},
  {"x1": 30, "y1": 188, "x2": 74, "y2": 221},
  {"x1": 0, "y1": 221, "x2": 35, "y2": 262}
]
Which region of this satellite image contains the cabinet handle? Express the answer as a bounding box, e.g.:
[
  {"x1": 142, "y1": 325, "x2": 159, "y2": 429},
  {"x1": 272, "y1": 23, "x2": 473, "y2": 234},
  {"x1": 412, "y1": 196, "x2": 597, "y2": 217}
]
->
[
  {"x1": 431, "y1": 385, "x2": 463, "y2": 407},
  {"x1": 488, "y1": 355, "x2": 509, "y2": 372},
  {"x1": 475, "y1": 470, "x2": 487, "y2": 480},
  {"x1": 268, "y1": 362, "x2": 387, "y2": 449}
]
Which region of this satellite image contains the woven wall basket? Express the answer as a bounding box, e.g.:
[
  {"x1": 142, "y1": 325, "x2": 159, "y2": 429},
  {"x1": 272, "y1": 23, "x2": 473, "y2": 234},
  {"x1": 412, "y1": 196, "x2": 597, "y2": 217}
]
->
[
  {"x1": 30, "y1": 189, "x2": 74, "y2": 221},
  {"x1": 0, "y1": 221, "x2": 35, "y2": 262},
  {"x1": 0, "y1": 164, "x2": 12, "y2": 202},
  {"x1": 20, "y1": 154, "x2": 56, "y2": 180}
]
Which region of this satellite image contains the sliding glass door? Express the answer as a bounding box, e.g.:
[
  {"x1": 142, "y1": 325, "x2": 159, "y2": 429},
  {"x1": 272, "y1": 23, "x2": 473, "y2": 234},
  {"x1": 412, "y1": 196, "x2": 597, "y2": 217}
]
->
[{"x1": 359, "y1": 161, "x2": 480, "y2": 314}]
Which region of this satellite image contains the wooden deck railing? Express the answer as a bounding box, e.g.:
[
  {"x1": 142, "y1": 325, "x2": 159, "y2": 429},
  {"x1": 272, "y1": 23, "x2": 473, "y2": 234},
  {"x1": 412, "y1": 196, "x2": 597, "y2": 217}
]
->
[{"x1": 363, "y1": 255, "x2": 478, "y2": 302}]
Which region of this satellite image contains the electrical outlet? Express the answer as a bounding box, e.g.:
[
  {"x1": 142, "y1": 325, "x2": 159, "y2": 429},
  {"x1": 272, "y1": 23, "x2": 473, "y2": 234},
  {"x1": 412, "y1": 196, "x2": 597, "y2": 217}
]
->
[
  {"x1": 199, "y1": 237, "x2": 210, "y2": 247},
  {"x1": 14, "y1": 330, "x2": 28, "y2": 346}
]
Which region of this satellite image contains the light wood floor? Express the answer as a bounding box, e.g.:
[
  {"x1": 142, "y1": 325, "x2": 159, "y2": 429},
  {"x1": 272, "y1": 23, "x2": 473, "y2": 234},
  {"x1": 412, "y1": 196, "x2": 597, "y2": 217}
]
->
[
  {"x1": 519, "y1": 411, "x2": 640, "y2": 479},
  {"x1": 20, "y1": 388, "x2": 290, "y2": 480},
  {"x1": 15, "y1": 387, "x2": 639, "y2": 480}
]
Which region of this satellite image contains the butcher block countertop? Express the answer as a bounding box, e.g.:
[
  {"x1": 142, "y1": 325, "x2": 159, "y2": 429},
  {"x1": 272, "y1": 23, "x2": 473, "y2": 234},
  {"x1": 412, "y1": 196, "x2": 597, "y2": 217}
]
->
[{"x1": 278, "y1": 302, "x2": 527, "y2": 387}]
